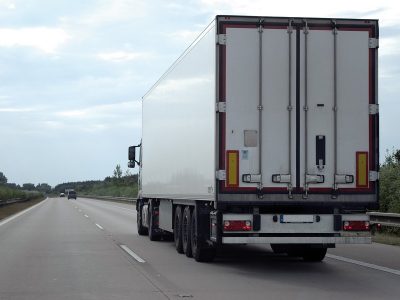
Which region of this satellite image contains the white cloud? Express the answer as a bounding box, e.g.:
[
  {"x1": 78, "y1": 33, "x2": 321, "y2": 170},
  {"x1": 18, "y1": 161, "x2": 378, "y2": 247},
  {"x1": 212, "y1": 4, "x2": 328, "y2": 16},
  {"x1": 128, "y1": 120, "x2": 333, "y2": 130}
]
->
[
  {"x1": 0, "y1": 107, "x2": 36, "y2": 112},
  {"x1": 49, "y1": 101, "x2": 141, "y2": 133},
  {"x1": 42, "y1": 120, "x2": 65, "y2": 129},
  {"x1": 380, "y1": 36, "x2": 400, "y2": 56},
  {"x1": 168, "y1": 29, "x2": 201, "y2": 43},
  {"x1": 97, "y1": 51, "x2": 152, "y2": 62},
  {"x1": 0, "y1": 0, "x2": 15, "y2": 9},
  {"x1": 56, "y1": 101, "x2": 141, "y2": 120},
  {"x1": 81, "y1": 0, "x2": 147, "y2": 25},
  {"x1": 0, "y1": 27, "x2": 70, "y2": 53},
  {"x1": 57, "y1": 110, "x2": 87, "y2": 118},
  {"x1": 0, "y1": 95, "x2": 11, "y2": 105}
]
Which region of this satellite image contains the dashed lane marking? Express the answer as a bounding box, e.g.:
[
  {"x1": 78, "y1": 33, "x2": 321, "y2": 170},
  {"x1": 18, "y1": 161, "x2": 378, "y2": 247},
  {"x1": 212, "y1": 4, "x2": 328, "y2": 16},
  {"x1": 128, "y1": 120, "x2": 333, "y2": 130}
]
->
[
  {"x1": 95, "y1": 223, "x2": 104, "y2": 230},
  {"x1": 120, "y1": 245, "x2": 146, "y2": 263}
]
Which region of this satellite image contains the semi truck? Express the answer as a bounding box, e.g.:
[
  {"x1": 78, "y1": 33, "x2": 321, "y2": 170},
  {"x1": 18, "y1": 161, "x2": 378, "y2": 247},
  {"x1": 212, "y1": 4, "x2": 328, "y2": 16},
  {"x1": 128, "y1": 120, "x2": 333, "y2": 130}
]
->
[{"x1": 128, "y1": 15, "x2": 379, "y2": 262}]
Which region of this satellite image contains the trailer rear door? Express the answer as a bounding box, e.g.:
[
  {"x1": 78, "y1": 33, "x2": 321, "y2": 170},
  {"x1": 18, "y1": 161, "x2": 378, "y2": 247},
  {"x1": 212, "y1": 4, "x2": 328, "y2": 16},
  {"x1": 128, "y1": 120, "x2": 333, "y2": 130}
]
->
[{"x1": 218, "y1": 17, "x2": 378, "y2": 202}]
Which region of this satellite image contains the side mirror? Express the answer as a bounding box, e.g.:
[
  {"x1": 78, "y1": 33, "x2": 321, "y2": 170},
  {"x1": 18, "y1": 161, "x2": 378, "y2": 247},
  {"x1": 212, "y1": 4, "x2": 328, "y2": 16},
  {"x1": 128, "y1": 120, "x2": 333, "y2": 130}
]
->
[
  {"x1": 128, "y1": 145, "x2": 140, "y2": 168},
  {"x1": 128, "y1": 146, "x2": 136, "y2": 161}
]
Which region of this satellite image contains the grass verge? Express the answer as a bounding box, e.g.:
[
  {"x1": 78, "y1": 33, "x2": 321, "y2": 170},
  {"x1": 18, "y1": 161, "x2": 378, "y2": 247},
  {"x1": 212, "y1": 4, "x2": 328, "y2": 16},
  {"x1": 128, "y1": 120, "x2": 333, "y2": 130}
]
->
[
  {"x1": 372, "y1": 232, "x2": 400, "y2": 246},
  {"x1": 0, "y1": 197, "x2": 46, "y2": 221},
  {"x1": 79, "y1": 184, "x2": 138, "y2": 198}
]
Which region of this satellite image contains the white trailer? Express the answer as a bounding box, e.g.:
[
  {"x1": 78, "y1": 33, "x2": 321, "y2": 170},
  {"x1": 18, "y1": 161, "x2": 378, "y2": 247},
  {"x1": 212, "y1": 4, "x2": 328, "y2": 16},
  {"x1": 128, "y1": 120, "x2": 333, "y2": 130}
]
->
[{"x1": 128, "y1": 15, "x2": 379, "y2": 262}]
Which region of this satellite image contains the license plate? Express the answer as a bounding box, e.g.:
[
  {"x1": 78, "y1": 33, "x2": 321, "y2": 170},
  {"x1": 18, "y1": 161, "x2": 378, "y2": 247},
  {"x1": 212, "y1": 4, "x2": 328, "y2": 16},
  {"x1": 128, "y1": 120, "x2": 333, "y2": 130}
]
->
[{"x1": 280, "y1": 215, "x2": 314, "y2": 223}]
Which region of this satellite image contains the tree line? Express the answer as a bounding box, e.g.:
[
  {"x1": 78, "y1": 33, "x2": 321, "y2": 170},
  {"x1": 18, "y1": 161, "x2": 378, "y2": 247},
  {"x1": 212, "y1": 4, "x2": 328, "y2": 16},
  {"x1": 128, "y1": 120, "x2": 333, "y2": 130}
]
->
[
  {"x1": 1, "y1": 164, "x2": 137, "y2": 197},
  {"x1": 53, "y1": 164, "x2": 138, "y2": 196},
  {"x1": 0, "y1": 172, "x2": 52, "y2": 194}
]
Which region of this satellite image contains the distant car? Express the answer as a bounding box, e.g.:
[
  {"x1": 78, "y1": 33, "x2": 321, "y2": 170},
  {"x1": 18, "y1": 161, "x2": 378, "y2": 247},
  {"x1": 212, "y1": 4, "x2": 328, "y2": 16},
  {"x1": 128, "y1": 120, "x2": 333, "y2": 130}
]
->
[
  {"x1": 67, "y1": 190, "x2": 77, "y2": 200},
  {"x1": 59, "y1": 193, "x2": 65, "y2": 197}
]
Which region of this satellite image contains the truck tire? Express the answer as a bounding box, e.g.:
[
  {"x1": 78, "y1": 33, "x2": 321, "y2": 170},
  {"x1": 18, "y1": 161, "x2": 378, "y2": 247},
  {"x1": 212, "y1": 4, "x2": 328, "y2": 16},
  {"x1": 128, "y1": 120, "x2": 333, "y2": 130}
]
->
[
  {"x1": 174, "y1": 206, "x2": 184, "y2": 254},
  {"x1": 190, "y1": 208, "x2": 215, "y2": 262},
  {"x1": 148, "y1": 201, "x2": 161, "y2": 241},
  {"x1": 182, "y1": 206, "x2": 192, "y2": 257},
  {"x1": 137, "y1": 201, "x2": 148, "y2": 236},
  {"x1": 302, "y1": 248, "x2": 327, "y2": 262}
]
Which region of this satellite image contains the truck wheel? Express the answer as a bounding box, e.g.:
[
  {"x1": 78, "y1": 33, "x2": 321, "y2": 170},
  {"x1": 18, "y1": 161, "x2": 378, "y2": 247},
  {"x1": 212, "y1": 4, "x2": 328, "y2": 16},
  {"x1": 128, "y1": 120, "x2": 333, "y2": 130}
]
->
[
  {"x1": 174, "y1": 206, "x2": 184, "y2": 254},
  {"x1": 190, "y1": 208, "x2": 215, "y2": 262},
  {"x1": 302, "y1": 248, "x2": 327, "y2": 262},
  {"x1": 182, "y1": 206, "x2": 192, "y2": 257},
  {"x1": 137, "y1": 202, "x2": 148, "y2": 236},
  {"x1": 148, "y1": 201, "x2": 161, "y2": 241}
]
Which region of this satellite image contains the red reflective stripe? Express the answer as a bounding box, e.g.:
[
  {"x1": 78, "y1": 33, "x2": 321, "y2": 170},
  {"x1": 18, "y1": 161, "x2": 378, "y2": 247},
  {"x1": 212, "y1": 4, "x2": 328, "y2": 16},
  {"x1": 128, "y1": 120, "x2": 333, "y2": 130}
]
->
[
  {"x1": 224, "y1": 220, "x2": 252, "y2": 231},
  {"x1": 343, "y1": 221, "x2": 370, "y2": 231}
]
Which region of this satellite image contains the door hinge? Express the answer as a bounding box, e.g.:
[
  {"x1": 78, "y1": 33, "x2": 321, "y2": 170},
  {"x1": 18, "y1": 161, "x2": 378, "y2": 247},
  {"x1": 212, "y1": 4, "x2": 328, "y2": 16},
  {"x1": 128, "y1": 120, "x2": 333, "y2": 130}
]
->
[
  {"x1": 216, "y1": 34, "x2": 226, "y2": 45},
  {"x1": 216, "y1": 102, "x2": 226, "y2": 113},
  {"x1": 216, "y1": 170, "x2": 226, "y2": 180},
  {"x1": 369, "y1": 38, "x2": 379, "y2": 49},
  {"x1": 369, "y1": 104, "x2": 379, "y2": 115},
  {"x1": 369, "y1": 171, "x2": 379, "y2": 181}
]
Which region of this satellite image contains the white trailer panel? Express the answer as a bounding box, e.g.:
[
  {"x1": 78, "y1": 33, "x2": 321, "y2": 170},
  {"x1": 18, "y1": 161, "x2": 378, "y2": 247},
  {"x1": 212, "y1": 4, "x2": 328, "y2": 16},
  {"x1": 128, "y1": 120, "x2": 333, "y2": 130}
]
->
[{"x1": 141, "y1": 23, "x2": 216, "y2": 200}]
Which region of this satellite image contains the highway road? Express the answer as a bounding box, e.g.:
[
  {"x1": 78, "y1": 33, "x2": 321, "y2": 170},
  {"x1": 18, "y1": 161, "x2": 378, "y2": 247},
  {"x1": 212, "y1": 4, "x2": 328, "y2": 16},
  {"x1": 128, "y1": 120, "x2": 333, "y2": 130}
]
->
[{"x1": 1, "y1": 197, "x2": 400, "y2": 300}]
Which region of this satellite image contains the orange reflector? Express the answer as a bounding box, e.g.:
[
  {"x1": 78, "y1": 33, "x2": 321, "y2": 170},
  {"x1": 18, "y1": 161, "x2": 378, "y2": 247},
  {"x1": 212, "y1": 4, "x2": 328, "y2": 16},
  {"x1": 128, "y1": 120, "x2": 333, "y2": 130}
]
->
[
  {"x1": 226, "y1": 150, "x2": 239, "y2": 187},
  {"x1": 356, "y1": 152, "x2": 368, "y2": 188}
]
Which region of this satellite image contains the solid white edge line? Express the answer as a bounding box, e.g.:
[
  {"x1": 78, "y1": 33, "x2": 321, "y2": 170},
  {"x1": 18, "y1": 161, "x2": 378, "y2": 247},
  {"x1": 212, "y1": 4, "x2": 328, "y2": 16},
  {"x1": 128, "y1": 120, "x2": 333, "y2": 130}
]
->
[
  {"x1": 95, "y1": 223, "x2": 104, "y2": 230},
  {"x1": 0, "y1": 198, "x2": 48, "y2": 227},
  {"x1": 120, "y1": 245, "x2": 146, "y2": 263},
  {"x1": 326, "y1": 254, "x2": 400, "y2": 276}
]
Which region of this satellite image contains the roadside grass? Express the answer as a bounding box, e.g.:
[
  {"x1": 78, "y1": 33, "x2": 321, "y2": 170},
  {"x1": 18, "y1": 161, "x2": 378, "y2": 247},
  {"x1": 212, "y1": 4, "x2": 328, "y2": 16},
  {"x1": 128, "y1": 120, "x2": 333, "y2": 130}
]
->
[
  {"x1": 372, "y1": 230, "x2": 400, "y2": 246},
  {"x1": 78, "y1": 183, "x2": 138, "y2": 198},
  {"x1": 0, "y1": 197, "x2": 46, "y2": 221},
  {"x1": 0, "y1": 186, "x2": 45, "y2": 221},
  {"x1": 0, "y1": 186, "x2": 43, "y2": 201}
]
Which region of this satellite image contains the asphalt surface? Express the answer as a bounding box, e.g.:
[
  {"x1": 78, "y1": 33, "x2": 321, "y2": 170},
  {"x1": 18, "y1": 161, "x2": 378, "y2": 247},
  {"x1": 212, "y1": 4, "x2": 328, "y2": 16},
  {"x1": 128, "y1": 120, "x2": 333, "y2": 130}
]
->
[{"x1": 1, "y1": 197, "x2": 400, "y2": 300}]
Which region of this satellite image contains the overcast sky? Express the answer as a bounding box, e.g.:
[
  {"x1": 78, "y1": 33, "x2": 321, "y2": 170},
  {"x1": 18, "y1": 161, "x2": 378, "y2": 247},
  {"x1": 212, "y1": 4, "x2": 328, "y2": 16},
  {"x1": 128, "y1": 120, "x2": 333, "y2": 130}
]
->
[{"x1": 0, "y1": 0, "x2": 399, "y2": 186}]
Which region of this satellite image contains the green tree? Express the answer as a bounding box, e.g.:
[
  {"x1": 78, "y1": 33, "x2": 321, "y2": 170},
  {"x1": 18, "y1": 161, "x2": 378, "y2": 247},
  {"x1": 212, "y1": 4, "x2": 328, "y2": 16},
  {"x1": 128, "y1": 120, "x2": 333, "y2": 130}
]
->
[
  {"x1": 113, "y1": 164, "x2": 123, "y2": 179},
  {"x1": 22, "y1": 183, "x2": 35, "y2": 191},
  {"x1": 0, "y1": 172, "x2": 7, "y2": 184},
  {"x1": 380, "y1": 149, "x2": 400, "y2": 213},
  {"x1": 36, "y1": 183, "x2": 52, "y2": 194}
]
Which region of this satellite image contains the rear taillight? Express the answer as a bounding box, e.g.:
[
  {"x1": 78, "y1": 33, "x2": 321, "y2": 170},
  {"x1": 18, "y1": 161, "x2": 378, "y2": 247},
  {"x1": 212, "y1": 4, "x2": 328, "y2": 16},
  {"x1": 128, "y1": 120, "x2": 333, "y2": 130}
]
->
[
  {"x1": 223, "y1": 220, "x2": 252, "y2": 231},
  {"x1": 343, "y1": 221, "x2": 370, "y2": 231}
]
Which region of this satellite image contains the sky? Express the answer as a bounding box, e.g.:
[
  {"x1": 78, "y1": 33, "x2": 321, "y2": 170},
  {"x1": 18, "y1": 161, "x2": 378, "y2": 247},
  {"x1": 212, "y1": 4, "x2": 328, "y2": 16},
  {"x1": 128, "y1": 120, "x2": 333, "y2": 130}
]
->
[{"x1": 0, "y1": 0, "x2": 399, "y2": 187}]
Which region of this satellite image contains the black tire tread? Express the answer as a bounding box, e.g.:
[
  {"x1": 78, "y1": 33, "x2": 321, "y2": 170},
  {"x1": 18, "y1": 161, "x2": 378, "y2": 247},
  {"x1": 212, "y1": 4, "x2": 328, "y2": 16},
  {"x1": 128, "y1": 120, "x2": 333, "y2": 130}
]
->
[
  {"x1": 174, "y1": 206, "x2": 184, "y2": 254},
  {"x1": 182, "y1": 206, "x2": 192, "y2": 257},
  {"x1": 191, "y1": 207, "x2": 215, "y2": 262}
]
